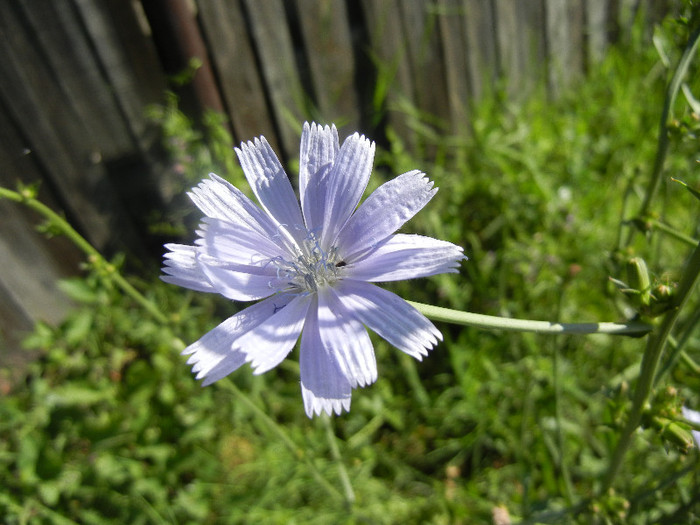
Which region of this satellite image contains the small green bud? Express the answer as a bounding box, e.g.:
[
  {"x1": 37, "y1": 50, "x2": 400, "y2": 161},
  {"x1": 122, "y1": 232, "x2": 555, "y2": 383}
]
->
[
  {"x1": 646, "y1": 282, "x2": 677, "y2": 317},
  {"x1": 626, "y1": 257, "x2": 652, "y2": 306},
  {"x1": 651, "y1": 416, "x2": 694, "y2": 454}
]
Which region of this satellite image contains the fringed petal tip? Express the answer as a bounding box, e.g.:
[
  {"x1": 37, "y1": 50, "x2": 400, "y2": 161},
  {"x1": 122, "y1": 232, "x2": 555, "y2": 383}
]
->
[
  {"x1": 160, "y1": 244, "x2": 214, "y2": 293},
  {"x1": 301, "y1": 383, "x2": 351, "y2": 418}
]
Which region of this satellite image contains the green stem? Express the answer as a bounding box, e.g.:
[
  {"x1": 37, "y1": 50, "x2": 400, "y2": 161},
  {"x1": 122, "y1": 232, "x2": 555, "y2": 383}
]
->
[
  {"x1": 408, "y1": 301, "x2": 652, "y2": 336},
  {"x1": 648, "y1": 218, "x2": 699, "y2": 247},
  {"x1": 321, "y1": 416, "x2": 355, "y2": 507},
  {"x1": 601, "y1": 240, "x2": 700, "y2": 492},
  {"x1": 220, "y1": 381, "x2": 344, "y2": 502},
  {"x1": 627, "y1": 22, "x2": 700, "y2": 245},
  {"x1": 0, "y1": 186, "x2": 169, "y2": 325},
  {"x1": 655, "y1": 299, "x2": 700, "y2": 384},
  {"x1": 680, "y1": 350, "x2": 700, "y2": 374},
  {"x1": 552, "y1": 293, "x2": 574, "y2": 505}
]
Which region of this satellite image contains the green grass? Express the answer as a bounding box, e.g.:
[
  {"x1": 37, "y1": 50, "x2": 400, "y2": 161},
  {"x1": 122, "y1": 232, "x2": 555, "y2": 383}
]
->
[{"x1": 2, "y1": 12, "x2": 700, "y2": 525}]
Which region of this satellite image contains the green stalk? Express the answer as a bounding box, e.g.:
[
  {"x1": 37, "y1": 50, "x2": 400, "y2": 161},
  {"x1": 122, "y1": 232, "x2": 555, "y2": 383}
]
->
[
  {"x1": 601, "y1": 240, "x2": 700, "y2": 492},
  {"x1": 552, "y1": 294, "x2": 574, "y2": 504},
  {"x1": 0, "y1": 186, "x2": 169, "y2": 325},
  {"x1": 655, "y1": 299, "x2": 700, "y2": 384},
  {"x1": 680, "y1": 350, "x2": 700, "y2": 374},
  {"x1": 648, "y1": 218, "x2": 699, "y2": 247},
  {"x1": 321, "y1": 416, "x2": 356, "y2": 508},
  {"x1": 627, "y1": 22, "x2": 700, "y2": 245},
  {"x1": 221, "y1": 381, "x2": 344, "y2": 503},
  {"x1": 409, "y1": 301, "x2": 652, "y2": 336}
]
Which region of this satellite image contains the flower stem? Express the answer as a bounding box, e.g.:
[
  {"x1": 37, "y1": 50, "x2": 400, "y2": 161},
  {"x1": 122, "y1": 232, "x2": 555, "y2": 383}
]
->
[
  {"x1": 221, "y1": 381, "x2": 344, "y2": 503},
  {"x1": 601, "y1": 239, "x2": 700, "y2": 492},
  {"x1": 408, "y1": 301, "x2": 652, "y2": 336},
  {"x1": 625, "y1": 21, "x2": 700, "y2": 245},
  {"x1": 321, "y1": 415, "x2": 356, "y2": 508},
  {"x1": 647, "y1": 218, "x2": 699, "y2": 246},
  {"x1": 0, "y1": 186, "x2": 169, "y2": 325}
]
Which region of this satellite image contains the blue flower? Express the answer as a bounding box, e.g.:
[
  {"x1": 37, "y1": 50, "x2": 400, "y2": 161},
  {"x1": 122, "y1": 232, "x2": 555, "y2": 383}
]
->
[{"x1": 162, "y1": 122, "x2": 465, "y2": 416}]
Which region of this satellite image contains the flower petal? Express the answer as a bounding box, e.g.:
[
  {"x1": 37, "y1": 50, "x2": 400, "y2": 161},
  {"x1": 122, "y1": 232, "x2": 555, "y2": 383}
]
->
[
  {"x1": 196, "y1": 217, "x2": 285, "y2": 266},
  {"x1": 334, "y1": 280, "x2": 441, "y2": 360},
  {"x1": 197, "y1": 254, "x2": 279, "y2": 301},
  {"x1": 235, "y1": 137, "x2": 305, "y2": 240},
  {"x1": 343, "y1": 234, "x2": 464, "y2": 282},
  {"x1": 319, "y1": 132, "x2": 375, "y2": 248},
  {"x1": 183, "y1": 293, "x2": 296, "y2": 386},
  {"x1": 335, "y1": 170, "x2": 437, "y2": 260},
  {"x1": 299, "y1": 296, "x2": 352, "y2": 417},
  {"x1": 161, "y1": 243, "x2": 214, "y2": 293},
  {"x1": 235, "y1": 294, "x2": 311, "y2": 374},
  {"x1": 299, "y1": 122, "x2": 339, "y2": 232},
  {"x1": 188, "y1": 174, "x2": 280, "y2": 241},
  {"x1": 317, "y1": 286, "x2": 377, "y2": 388}
]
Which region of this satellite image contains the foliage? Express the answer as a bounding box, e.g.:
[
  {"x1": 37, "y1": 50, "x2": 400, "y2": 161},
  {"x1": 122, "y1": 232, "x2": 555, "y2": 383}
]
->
[{"x1": 1, "y1": 10, "x2": 700, "y2": 525}]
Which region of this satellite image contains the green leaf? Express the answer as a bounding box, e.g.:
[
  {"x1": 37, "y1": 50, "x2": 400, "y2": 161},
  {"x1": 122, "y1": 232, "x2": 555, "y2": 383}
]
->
[
  {"x1": 57, "y1": 278, "x2": 99, "y2": 303},
  {"x1": 45, "y1": 384, "x2": 113, "y2": 407},
  {"x1": 63, "y1": 310, "x2": 94, "y2": 346},
  {"x1": 671, "y1": 177, "x2": 700, "y2": 201}
]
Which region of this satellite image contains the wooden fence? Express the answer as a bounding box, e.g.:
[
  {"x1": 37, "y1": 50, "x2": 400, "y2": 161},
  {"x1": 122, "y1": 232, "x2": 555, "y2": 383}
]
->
[{"x1": 0, "y1": 0, "x2": 672, "y2": 361}]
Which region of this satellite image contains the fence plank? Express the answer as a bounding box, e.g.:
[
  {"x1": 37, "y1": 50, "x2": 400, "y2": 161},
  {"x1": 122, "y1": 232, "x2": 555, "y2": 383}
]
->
[
  {"x1": 360, "y1": 0, "x2": 416, "y2": 146},
  {"x1": 0, "y1": 279, "x2": 35, "y2": 362},
  {"x1": 0, "y1": 97, "x2": 84, "y2": 274},
  {"x1": 399, "y1": 0, "x2": 451, "y2": 130},
  {"x1": 493, "y1": 0, "x2": 547, "y2": 99},
  {"x1": 18, "y1": 0, "x2": 133, "y2": 158},
  {"x1": 73, "y1": 0, "x2": 167, "y2": 153},
  {"x1": 586, "y1": 0, "x2": 612, "y2": 65},
  {"x1": 0, "y1": 202, "x2": 74, "y2": 329},
  {"x1": 0, "y1": 3, "x2": 144, "y2": 251},
  {"x1": 243, "y1": 0, "x2": 308, "y2": 159},
  {"x1": 295, "y1": 0, "x2": 361, "y2": 130},
  {"x1": 546, "y1": 0, "x2": 585, "y2": 97},
  {"x1": 462, "y1": 0, "x2": 498, "y2": 102},
  {"x1": 437, "y1": 0, "x2": 471, "y2": 134},
  {"x1": 196, "y1": 0, "x2": 278, "y2": 148},
  {"x1": 0, "y1": 105, "x2": 78, "y2": 355}
]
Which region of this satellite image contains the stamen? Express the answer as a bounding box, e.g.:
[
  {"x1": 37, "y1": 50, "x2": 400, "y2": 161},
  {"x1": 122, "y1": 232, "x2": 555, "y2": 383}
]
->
[{"x1": 266, "y1": 230, "x2": 342, "y2": 293}]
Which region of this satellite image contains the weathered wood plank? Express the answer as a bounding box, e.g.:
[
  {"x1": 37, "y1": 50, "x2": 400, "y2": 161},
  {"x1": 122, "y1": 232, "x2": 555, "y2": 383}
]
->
[
  {"x1": 243, "y1": 0, "x2": 308, "y2": 159},
  {"x1": 493, "y1": 0, "x2": 547, "y2": 99},
  {"x1": 436, "y1": 0, "x2": 471, "y2": 134},
  {"x1": 546, "y1": 0, "x2": 585, "y2": 97},
  {"x1": 360, "y1": 0, "x2": 416, "y2": 146},
  {"x1": 462, "y1": 0, "x2": 498, "y2": 102},
  {"x1": 0, "y1": 97, "x2": 84, "y2": 276},
  {"x1": 398, "y1": 0, "x2": 451, "y2": 132},
  {"x1": 0, "y1": 106, "x2": 78, "y2": 354},
  {"x1": 18, "y1": 0, "x2": 133, "y2": 159},
  {"x1": 295, "y1": 0, "x2": 361, "y2": 130},
  {"x1": 196, "y1": 0, "x2": 278, "y2": 148},
  {"x1": 586, "y1": 0, "x2": 611, "y2": 65},
  {"x1": 73, "y1": 0, "x2": 167, "y2": 153},
  {"x1": 0, "y1": 2, "x2": 138, "y2": 250},
  {"x1": 0, "y1": 201, "x2": 74, "y2": 329},
  {"x1": 0, "y1": 279, "x2": 35, "y2": 361}
]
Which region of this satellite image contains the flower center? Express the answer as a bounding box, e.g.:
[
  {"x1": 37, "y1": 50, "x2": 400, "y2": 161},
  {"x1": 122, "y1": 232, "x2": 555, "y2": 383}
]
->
[{"x1": 271, "y1": 232, "x2": 343, "y2": 293}]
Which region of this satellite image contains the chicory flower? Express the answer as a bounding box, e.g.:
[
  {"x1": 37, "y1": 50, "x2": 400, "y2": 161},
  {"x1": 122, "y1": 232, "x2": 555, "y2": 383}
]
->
[{"x1": 162, "y1": 122, "x2": 464, "y2": 417}]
